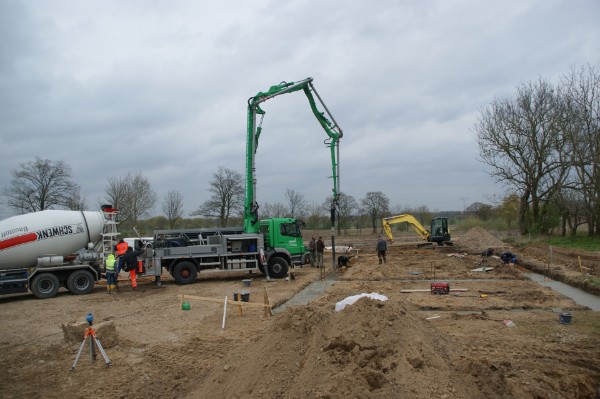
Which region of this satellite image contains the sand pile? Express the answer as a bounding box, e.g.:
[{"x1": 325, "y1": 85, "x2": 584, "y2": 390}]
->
[
  {"x1": 185, "y1": 297, "x2": 514, "y2": 399},
  {"x1": 454, "y1": 227, "x2": 508, "y2": 255}
]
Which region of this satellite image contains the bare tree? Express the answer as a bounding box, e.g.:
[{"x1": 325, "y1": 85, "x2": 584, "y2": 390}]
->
[
  {"x1": 65, "y1": 187, "x2": 88, "y2": 211},
  {"x1": 261, "y1": 202, "x2": 289, "y2": 219},
  {"x1": 2, "y1": 157, "x2": 79, "y2": 213},
  {"x1": 324, "y1": 192, "x2": 358, "y2": 234},
  {"x1": 475, "y1": 78, "x2": 567, "y2": 234},
  {"x1": 361, "y1": 191, "x2": 389, "y2": 233},
  {"x1": 161, "y1": 189, "x2": 184, "y2": 229},
  {"x1": 104, "y1": 172, "x2": 157, "y2": 225},
  {"x1": 127, "y1": 173, "x2": 158, "y2": 225},
  {"x1": 192, "y1": 166, "x2": 244, "y2": 227},
  {"x1": 305, "y1": 201, "x2": 324, "y2": 231},
  {"x1": 560, "y1": 64, "x2": 600, "y2": 235},
  {"x1": 554, "y1": 188, "x2": 588, "y2": 237},
  {"x1": 285, "y1": 189, "x2": 308, "y2": 219},
  {"x1": 104, "y1": 176, "x2": 129, "y2": 218}
]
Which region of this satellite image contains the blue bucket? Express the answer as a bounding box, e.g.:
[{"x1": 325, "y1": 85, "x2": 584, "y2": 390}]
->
[{"x1": 559, "y1": 312, "x2": 572, "y2": 324}]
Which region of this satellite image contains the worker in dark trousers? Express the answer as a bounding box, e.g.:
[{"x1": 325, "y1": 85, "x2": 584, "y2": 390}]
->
[
  {"x1": 114, "y1": 239, "x2": 128, "y2": 288},
  {"x1": 316, "y1": 237, "x2": 325, "y2": 268},
  {"x1": 338, "y1": 255, "x2": 350, "y2": 268},
  {"x1": 309, "y1": 236, "x2": 317, "y2": 267},
  {"x1": 376, "y1": 235, "x2": 387, "y2": 264},
  {"x1": 122, "y1": 247, "x2": 143, "y2": 290}
]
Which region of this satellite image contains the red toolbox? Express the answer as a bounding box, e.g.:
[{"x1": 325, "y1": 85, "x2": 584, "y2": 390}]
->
[{"x1": 431, "y1": 282, "x2": 450, "y2": 295}]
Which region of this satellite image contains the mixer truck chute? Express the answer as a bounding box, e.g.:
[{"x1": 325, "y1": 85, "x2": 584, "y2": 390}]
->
[{"x1": 0, "y1": 208, "x2": 117, "y2": 299}]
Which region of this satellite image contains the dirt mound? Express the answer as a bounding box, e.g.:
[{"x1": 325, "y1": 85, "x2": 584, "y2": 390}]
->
[
  {"x1": 3, "y1": 233, "x2": 599, "y2": 399},
  {"x1": 185, "y1": 297, "x2": 514, "y2": 399},
  {"x1": 454, "y1": 227, "x2": 509, "y2": 255}
]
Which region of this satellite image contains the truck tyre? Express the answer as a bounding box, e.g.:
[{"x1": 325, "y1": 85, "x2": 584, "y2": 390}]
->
[
  {"x1": 66, "y1": 270, "x2": 95, "y2": 295},
  {"x1": 267, "y1": 256, "x2": 288, "y2": 279},
  {"x1": 173, "y1": 261, "x2": 198, "y2": 285},
  {"x1": 31, "y1": 273, "x2": 60, "y2": 299}
]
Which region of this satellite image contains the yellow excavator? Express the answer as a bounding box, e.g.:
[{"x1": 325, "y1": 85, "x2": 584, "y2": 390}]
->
[{"x1": 382, "y1": 214, "x2": 452, "y2": 246}]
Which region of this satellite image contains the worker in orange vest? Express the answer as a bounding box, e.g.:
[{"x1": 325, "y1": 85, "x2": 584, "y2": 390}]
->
[{"x1": 114, "y1": 239, "x2": 128, "y2": 288}]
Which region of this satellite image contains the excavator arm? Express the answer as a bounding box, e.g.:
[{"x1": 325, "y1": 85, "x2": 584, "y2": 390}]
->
[
  {"x1": 382, "y1": 214, "x2": 431, "y2": 243},
  {"x1": 244, "y1": 77, "x2": 343, "y2": 233}
]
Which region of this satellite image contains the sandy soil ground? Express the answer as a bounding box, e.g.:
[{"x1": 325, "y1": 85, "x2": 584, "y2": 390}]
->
[{"x1": 1, "y1": 228, "x2": 599, "y2": 399}]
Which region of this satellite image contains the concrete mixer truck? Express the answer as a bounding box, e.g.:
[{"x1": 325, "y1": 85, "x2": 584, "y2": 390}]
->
[{"x1": 0, "y1": 206, "x2": 117, "y2": 299}]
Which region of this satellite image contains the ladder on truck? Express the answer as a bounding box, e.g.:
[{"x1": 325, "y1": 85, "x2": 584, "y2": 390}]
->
[{"x1": 100, "y1": 206, "x2": 119, "y2": 264}]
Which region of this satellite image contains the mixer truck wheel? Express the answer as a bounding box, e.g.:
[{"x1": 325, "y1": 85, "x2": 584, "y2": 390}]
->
[
  {"x1": 267, "y1": 256, "x2": 288, "y2": 279},
  {"x1": 172, "y1": 261, "x2": 198, "y2": 285},
  {"x1": 66, "y1": 270, "x2": 95, "y2": 295},
  {"x1": 31, "y1": 273, "x2": 60, "y2": 299}
]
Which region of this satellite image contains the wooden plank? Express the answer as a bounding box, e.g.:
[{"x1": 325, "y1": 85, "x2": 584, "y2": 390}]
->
[{"x1": 263, "y1": 287, "x2": 272, "y2": 317}]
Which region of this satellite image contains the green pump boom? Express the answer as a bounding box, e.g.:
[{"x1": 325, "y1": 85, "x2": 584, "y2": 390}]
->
[{"x1": 244, "y1": 77, "x2": 343, "y2": 233}]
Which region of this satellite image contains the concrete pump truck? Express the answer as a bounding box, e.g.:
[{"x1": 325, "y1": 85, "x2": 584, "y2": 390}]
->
[{"x1": 142, "y1": 78, "x2": 343, "y2": 285}]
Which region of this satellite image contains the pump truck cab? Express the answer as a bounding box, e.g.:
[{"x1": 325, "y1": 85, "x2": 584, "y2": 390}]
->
[{"x1": 143, "y1": 78, "x2": 343, "y2": 285}]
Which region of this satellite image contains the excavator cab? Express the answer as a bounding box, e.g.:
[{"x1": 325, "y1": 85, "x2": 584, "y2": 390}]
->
[{"x1": 430, "y1": 217, "x2": 451, "y2": 244}]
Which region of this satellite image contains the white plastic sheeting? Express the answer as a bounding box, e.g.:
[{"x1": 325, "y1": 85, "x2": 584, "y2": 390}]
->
[{"x1": 334, "y1": 292, "x2": 388, "y2": 312}]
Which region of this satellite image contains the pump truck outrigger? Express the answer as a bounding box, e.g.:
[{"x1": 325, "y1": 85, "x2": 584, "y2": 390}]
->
[{"x1": 143, "y1": 78, "x2": 343, "y2": 285}]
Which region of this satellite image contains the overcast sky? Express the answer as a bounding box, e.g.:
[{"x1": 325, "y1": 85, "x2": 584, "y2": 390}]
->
[{"x1": 1, "y1": 0, "x2": 598, "y2": 220}]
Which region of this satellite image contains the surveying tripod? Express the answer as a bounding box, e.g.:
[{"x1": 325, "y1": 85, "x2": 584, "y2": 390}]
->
[{"x1": 70, "y1": 313, "x2": 112, "y2": 372}]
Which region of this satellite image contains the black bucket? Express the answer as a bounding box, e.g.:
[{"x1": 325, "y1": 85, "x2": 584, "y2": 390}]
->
[
  {"x1": 559, "y1": 312, "x2": 572, "y2": 324},
  {"x1": 233, "y1": 291, "x2": 250, "y2": 302}
]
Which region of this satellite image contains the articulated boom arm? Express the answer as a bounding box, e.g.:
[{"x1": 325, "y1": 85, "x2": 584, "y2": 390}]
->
[
  {"x1": 244, "y1": 77, "x2": 343, "y2": 233},
  {"x1": 382, "y1": 214, "x2": 431, "y2": 243}
]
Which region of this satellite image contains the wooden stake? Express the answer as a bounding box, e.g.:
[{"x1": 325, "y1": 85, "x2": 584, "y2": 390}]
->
[
  {"x1": 263, "y1": 287, "x2": 272, "y2": 317},
  {"x1": 222, "y1": 296, "x2": 227, "y2": 329}
]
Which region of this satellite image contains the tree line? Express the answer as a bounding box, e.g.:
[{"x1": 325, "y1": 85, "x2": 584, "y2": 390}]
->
[
  {"x1": 475, "y1": 64, "x2": 599, "y2": 236},
  {"x1": 0, "y1": 157, "x2": 498, "y2": 235}
]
